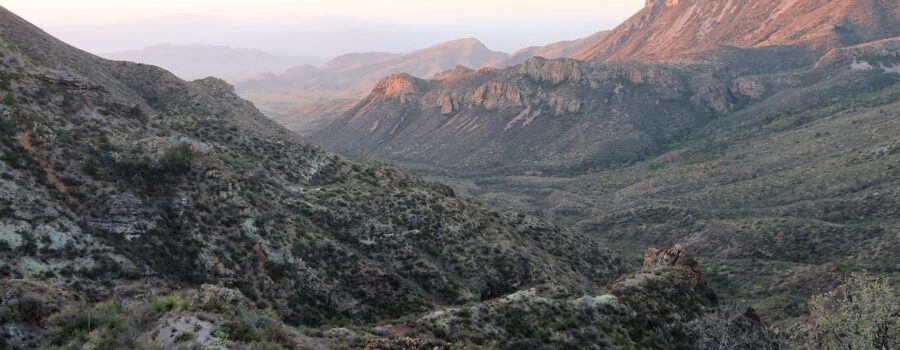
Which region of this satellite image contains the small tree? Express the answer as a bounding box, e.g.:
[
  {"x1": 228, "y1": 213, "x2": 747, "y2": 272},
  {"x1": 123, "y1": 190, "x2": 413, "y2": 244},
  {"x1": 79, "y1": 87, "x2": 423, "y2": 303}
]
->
[
  {"x1": 807, "y1": 273, "x2": 899, "y2": 350},
  {"x1": 689, "y1": 304, "x2": 785, "y2": 350}
]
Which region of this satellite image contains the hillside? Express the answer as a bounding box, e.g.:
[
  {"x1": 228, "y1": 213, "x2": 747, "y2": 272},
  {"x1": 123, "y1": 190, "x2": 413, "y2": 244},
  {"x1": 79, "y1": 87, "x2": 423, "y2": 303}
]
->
[
  {"x1": 103, "y1": 43, "x2": 300, "y2": 81},
  {"x1": 306, "y1": 0, "x2": 900, "y2": 327},
  {"x1": 0, "y1": 6, "x2": 780, "y2": 349},
  {"x1": 570, "y1": 0, "x2": 900, "y2": 62}
]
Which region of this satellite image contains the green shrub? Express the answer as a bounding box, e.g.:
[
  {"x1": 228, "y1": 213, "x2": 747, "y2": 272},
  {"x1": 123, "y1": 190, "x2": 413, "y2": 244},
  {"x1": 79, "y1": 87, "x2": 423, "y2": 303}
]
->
[
  {"x1": 70, "y1": 302, "x2": 122, "y2": 334},
  {"x1": 82, "y1": 155, "x2": 102, "y2": 176},
  {"x1": 804, "y1": 273, "x2": 899, "y2": 350},
  {"x1": 150, "y1": 294, "x2": 190, "y2": 313},
  {"x1": 162, "y1": 144, "x2": 192, "y2": 173}
]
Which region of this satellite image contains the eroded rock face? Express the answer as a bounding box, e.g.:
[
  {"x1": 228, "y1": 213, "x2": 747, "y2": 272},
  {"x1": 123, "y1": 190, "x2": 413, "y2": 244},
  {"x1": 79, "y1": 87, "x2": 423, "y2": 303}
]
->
[
  {"x1": 316, "y1": 58, "x2": 742, "y2": 172},
  {"x1": 368, "y1": 74, "x2": 428, "y2": 103},
  {"x1": 643, "y1": 244, "x2": 706, "y2": 289},
  {"x1": 731, "y1": 77, "x2": 767, "y2": 99},
  {"x1": 191, "y1": 284, "x2": 251, "y2": 311},
  {"x1": 813, "y1": 37, "x2": 900, "y2": 77},
  {"x1": 88, "y1": 193, "x2": 156, "y2": 238}
]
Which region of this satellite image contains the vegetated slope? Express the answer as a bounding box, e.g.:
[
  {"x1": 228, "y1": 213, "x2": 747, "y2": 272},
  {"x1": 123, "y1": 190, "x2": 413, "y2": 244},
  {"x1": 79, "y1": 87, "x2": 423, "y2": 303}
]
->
[
  {"x1": 103, "y1": 43, "x2": 299, "y2": 81},
  {"x1": 0, "y1": 6, "x2": 644, "y2": 346},
  {"x1": 490, "y1": 30, "x2": 611, "y2": 68},
  {"x1": 570, "y1": 0, "x2": 900, "y2": 62},
  {"x1": 438, "y1": 41, "x2": 900, "y2": 324},
  {"x1": 313, "y1": 56, "x2": 760, "y2": 173}
]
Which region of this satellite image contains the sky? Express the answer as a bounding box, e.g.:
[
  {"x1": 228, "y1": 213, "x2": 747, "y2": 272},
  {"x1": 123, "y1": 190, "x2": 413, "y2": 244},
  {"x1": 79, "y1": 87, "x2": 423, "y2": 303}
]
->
[
  {"x1": 0, "y1": 0, "x2": 644, "y2": 64},
  {"x1": 2, "y1": 0, "x2": 643, "y2": 25}
]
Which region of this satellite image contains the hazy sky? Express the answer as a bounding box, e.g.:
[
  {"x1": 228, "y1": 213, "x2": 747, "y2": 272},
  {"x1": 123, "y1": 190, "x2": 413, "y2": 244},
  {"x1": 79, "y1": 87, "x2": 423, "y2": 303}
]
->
[
  {"x1": 2, "y1": 0, "x2": 644, "y2": 64},
  {"x1": 3, "y1": 0, "x2": 643, "y2": 25}
]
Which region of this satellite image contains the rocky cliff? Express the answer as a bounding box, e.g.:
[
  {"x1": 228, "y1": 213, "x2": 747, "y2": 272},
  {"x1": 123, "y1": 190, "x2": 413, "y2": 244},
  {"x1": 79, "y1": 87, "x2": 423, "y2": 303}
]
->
[
  {"x1": 570, "y1": 0, "x2": 900, "y2": 62},
  {"x1": 314, "y1": 56, "x2": 753, "y2": 173}
]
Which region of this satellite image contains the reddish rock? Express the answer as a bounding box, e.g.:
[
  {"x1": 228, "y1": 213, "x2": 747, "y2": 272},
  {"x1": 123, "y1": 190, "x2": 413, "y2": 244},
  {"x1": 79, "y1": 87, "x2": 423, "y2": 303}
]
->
[{"x1": 643, "y1": 244, "x2": 706, "y2": 288}]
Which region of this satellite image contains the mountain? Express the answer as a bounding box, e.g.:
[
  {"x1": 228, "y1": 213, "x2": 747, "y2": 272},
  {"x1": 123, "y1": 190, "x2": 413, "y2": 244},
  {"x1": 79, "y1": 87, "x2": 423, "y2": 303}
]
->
[
  {"x1": 570, "y1": 0, "x2": 900, "y2": 62},
  {"x1": 491, "y1": 30, "x2": 611, "y2": 68},
  {"x1": 103, "y1": 43, "x2": 301, "y2": 81},
  {"x1": 236, "y1": 38, "x2": 509, "y2": 135},
  {"x1": 313, "y1": 58, "x2": 741, "y2": 173},
  {"x1": 0, "y1": 6, "x2": 779, "y2": 349},
  {"x1": 237, "y1": 38, "x2": 508, "y2": 99},
  {"x1": 313, "y1": 0, "x2": 900, "y2": 173}
]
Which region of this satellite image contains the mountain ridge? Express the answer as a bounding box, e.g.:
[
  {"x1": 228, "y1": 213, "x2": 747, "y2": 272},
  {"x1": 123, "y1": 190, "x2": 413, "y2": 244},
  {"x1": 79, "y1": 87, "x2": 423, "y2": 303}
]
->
[
  {"x1": 570, "y1": 0, "x2": 900, "y2": 62},
  {"x1": 103, "y1": 43, "x2": 302, "y2": 81}
]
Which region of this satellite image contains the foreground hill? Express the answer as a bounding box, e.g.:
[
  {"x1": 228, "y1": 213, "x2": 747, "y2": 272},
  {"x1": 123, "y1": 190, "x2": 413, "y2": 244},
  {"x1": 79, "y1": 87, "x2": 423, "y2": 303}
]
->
[
  {"x1": 570, "y1": 0, "x2": 900, "y2": 62},
  {"x1": 0, "y1": 6, "x2": 784, "y2": 349}
]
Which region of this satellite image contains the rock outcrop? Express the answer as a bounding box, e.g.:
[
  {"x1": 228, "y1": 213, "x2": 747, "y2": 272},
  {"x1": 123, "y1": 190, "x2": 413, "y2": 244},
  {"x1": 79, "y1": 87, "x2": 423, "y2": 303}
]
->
[
  {"x1": 314, "y1": 57, "x2": 745, "y2": 173},
  {"x1": 643, "y1": 244, "x2": 706, "y2": 289}
]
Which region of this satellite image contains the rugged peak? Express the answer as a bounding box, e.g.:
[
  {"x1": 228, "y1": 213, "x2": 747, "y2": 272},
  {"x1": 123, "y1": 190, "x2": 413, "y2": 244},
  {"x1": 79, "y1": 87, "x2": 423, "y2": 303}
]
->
[
  {"x1": 643, "y1": 244, "x2": 706, "y2": 288},
  {"x1": 432, "y1": 65, "x2": 474, "y2": 81},
  {"x1": 441, "y1": 37, "x2": 490, "y2": 50},
  {"x1": 369, "y1": 73, "x2": 426, "y2": 100},
  {"x1": 645, "y1": 0, "x2": 680, "y2": 8},
  {"x1": 572, "y1": 0, "x2": 900, "y2": 62}
]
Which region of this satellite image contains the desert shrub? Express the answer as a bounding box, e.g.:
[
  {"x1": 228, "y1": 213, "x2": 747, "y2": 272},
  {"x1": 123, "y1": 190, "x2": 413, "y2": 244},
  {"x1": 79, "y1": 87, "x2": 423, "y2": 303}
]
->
[
  {"x1": 162, "y1": 143, "x2": 192, "y2": 174},
  {"x1": 265, "y1": 260, "x2": 289, "y2": 281},
  {"x1": 801, "y1": 272, "x2": 899, "y2": 350},
  {"x1": 9, "y1": 294, "x2": 48, "y2": 325},
  {"x1": 688, "y1": 305, "x2": 785, "y2": 349},
  {"x1": 150, "y1": 294, "x2": 190, "y2": 313},
  {"x1": 81, "y1": 154, "x2": 101, "y2": 175},
  {"x1": 50, "y1": 301, "x2": 124, "y2": 345}
]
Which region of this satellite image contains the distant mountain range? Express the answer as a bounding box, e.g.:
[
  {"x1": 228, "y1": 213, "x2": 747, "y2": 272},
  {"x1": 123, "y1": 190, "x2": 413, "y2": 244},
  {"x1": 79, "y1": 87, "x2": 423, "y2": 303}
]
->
[
  {"x1": 103, "y1": 44, "x2": 301, "y2": 81},
  {"x1": 236, "y1": 32, "x2": 616, "y2": 134},
  {"x1": 237, "y1": 38, "x2": 507, "y2": 99}
]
